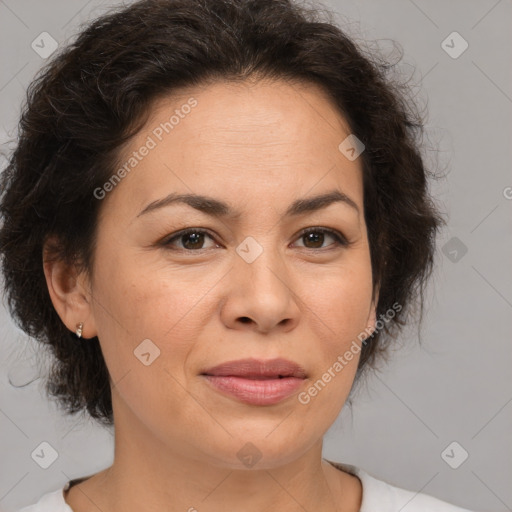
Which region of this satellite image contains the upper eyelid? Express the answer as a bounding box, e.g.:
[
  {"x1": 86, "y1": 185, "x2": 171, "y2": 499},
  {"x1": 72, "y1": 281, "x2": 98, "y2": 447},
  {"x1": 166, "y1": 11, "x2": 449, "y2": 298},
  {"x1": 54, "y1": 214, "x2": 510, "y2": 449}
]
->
[
  {"x1": 293, "y1": 227, "x2": 349, "y2": 247},
  {"x1": 163, "y1": 226, "x2": 346, "y2": 248}
]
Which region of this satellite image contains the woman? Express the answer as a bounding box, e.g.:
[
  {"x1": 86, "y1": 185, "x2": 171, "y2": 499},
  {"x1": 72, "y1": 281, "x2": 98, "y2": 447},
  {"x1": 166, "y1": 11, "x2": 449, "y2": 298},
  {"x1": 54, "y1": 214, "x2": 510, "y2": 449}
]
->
[{"x1": 0, "y1": 0, "x2": 476, "y2": 510}]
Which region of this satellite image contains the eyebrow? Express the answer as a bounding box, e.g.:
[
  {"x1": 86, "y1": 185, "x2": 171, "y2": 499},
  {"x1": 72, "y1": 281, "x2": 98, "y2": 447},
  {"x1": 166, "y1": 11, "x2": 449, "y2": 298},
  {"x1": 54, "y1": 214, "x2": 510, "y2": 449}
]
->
[{"x1": 136, "y1": 189, "x2": 359, "y2": 219}]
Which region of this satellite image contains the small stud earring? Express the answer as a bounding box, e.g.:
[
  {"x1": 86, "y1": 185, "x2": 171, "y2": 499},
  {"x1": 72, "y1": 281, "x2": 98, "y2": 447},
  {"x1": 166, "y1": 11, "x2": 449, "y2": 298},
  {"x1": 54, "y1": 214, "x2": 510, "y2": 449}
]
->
[{"x1": 75, "y1": 322, "x2": 84, "y2": 338}]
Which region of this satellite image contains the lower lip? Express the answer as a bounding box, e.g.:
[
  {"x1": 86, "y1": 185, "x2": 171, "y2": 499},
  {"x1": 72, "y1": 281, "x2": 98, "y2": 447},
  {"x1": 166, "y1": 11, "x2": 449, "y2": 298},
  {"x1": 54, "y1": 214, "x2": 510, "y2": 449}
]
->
[{"x1": 203, "y1": 375, "x2": 305, "y2": 405}]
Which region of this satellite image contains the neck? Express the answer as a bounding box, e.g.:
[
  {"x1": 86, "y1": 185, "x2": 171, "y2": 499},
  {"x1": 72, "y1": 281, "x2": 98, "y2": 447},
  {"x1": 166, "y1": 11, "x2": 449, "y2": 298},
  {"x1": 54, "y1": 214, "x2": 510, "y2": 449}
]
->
[{"x1": 66, "y1": 397, "x2": 361, "y2": 512}]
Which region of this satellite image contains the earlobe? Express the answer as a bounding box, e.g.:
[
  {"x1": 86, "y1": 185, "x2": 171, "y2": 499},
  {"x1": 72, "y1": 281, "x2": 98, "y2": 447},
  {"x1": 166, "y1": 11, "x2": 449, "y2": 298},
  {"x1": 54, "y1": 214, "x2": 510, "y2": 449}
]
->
[{"x1": 42, "y1": 239, "x2": 97, "y2": 339}]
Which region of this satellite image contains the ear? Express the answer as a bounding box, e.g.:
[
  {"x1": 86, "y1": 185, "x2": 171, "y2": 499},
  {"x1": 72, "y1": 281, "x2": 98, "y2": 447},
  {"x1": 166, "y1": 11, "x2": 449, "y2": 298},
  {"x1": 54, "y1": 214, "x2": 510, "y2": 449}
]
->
[
  {"x1": 42, "y1": 236, "x2": 98, "y2": 339},
  {"x1": 365, "y1": 284, "x2": 380, "y2": 337}
]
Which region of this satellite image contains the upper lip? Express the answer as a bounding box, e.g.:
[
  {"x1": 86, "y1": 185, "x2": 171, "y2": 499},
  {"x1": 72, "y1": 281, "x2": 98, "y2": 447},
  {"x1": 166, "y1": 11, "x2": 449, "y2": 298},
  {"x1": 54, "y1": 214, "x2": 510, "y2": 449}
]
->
[{"x1": 201, "y1": 358, "x2": 307, "y2": 378}]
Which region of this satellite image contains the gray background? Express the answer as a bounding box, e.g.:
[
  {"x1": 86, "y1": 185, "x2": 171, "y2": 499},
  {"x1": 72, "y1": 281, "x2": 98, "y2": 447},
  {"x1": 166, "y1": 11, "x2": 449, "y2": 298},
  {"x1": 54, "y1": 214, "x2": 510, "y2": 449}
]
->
[{"x1": 0, "y1": 1, "x2": 511, "y2": 511}]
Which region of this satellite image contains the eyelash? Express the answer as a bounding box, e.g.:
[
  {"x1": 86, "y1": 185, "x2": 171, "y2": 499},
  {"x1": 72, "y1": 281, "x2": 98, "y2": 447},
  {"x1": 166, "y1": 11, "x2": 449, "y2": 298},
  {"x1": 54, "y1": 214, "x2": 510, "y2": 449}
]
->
[{"x1": 161, "y1": 227, "x2": 350, "y2": 252}]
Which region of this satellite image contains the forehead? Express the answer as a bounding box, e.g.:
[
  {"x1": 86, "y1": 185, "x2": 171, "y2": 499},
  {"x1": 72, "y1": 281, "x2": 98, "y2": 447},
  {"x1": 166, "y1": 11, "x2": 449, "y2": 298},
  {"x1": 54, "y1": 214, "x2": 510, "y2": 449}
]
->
[
  {"x1": 147, "y1": 78, "x2": 352, "y2": 149},
  {"x1": 105, "y1": 78, "x2": 364, "y2": 220}
]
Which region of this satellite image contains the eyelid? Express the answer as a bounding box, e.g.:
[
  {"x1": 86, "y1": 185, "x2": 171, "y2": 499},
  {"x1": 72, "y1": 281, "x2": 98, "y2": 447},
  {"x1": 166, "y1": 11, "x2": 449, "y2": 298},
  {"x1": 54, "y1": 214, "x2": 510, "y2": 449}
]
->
[
  {"x1": 159, "y1": 227, "x2": 219, "y2": 249},
  {"x1": 292, "y1": 226, "x2": 350, "y2": 249},
  {"x1": 161, "y1": 226, "x2": 350, "y2": 252}
]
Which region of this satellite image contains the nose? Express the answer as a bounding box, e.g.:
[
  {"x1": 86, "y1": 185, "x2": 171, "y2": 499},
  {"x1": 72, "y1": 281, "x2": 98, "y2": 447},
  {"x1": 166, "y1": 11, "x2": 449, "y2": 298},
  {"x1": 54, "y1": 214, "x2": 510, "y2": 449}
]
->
[{"x1": 220, "y1": 243, "x2": 301, "y2": 334}]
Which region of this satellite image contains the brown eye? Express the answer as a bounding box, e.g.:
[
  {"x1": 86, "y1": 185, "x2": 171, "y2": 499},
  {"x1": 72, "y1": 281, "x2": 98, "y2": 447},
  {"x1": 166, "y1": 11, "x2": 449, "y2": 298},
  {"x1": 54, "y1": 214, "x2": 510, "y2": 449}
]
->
[
  {"x1": 163, "y1": 229, "x2": 217, "y2": 251},
  {"x1": 302, "y1": 231, "x2": 325, "y2": 249},
  {"x1": 293, "y1": 227, "x2": 348, "y2": 250}
]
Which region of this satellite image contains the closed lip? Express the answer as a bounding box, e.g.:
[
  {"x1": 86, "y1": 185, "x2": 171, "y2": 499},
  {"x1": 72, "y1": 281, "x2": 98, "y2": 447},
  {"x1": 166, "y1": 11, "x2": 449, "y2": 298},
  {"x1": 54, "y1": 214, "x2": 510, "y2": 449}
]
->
[{"x1": 201, "y1": 357, "x2": 307, "y2": 379}]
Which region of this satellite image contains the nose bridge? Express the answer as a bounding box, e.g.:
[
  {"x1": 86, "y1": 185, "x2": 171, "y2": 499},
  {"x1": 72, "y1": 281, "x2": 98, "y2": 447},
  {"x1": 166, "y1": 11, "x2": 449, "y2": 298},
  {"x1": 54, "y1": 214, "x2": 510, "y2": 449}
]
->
[
  {"x1": 228, "y1": 232, "x2": 299, "y2": 331},
  {"x1": 235, "y1": 233, "x2": 288, "y2": 292}
]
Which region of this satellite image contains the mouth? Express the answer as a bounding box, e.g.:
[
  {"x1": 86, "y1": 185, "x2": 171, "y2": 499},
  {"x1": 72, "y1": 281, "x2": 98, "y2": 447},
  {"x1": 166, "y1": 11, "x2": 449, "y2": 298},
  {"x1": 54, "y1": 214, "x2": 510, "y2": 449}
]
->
[
  {"x1": 200, "y1": 358, "x2": 307, "y2": 405},
  {"x1": 201, "y1": 357, "x2": 307, "y2": 379}
]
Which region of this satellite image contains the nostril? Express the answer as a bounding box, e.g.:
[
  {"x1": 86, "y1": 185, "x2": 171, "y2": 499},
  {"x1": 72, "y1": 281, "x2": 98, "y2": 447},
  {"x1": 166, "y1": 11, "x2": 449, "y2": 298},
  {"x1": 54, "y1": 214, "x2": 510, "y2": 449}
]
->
[{"x1": 239, "y1": 317, "x2": 251, "y2": 323}]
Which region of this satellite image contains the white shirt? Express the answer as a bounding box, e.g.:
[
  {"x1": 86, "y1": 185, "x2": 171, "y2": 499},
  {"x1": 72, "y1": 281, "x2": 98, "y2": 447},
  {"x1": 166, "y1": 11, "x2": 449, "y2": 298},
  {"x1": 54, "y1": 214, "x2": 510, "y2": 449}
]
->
[{"x1": 18, "y1": 460, "x2": 475, "y2": 511}]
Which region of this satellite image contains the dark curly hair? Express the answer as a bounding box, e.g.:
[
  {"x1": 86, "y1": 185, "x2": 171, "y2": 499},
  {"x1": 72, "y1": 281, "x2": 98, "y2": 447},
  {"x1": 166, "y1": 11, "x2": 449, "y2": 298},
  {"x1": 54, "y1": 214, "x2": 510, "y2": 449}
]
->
[{"x1": 0, "y1": 0, "x2": 445, "y2": 427}]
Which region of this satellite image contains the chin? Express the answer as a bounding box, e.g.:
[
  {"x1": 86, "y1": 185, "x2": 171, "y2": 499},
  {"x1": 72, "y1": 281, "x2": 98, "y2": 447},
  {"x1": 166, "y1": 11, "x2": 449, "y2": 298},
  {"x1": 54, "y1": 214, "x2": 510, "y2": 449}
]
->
[{"x1": 198, "y1": 430, "x2": 317, "y2": 471}]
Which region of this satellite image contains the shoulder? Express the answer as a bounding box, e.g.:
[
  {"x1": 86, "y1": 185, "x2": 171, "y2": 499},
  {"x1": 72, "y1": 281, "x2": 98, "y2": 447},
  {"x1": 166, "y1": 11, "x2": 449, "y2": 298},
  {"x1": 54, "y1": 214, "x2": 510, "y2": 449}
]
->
[
  {"x1": 326, "y1": 460, "x2": 476, "y2": 512},
  {"x1": 17, "y1": 486, "x2": 73, "y2": 512}
]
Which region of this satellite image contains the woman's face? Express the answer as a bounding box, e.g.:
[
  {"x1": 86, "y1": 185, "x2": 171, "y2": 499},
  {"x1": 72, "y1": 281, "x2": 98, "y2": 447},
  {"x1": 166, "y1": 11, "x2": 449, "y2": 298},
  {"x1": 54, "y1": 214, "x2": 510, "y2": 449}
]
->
[{"x1": 79, "y1": 78, "x2": 377, "y2": 468}]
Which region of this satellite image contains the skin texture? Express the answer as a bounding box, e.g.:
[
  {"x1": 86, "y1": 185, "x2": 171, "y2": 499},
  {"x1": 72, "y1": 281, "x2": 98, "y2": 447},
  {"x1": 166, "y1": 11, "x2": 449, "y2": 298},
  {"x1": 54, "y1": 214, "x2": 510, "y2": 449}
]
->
[{"x1": 44, "y1": 78, "x2": 378, "y2": 512}]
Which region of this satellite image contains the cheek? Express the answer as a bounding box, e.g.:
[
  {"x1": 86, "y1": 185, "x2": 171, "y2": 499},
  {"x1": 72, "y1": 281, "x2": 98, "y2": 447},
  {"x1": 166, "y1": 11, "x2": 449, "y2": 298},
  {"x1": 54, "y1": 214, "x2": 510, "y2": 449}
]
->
[
  {"x1": 299, "y1": 282, "x2": 368, "y2": 419},
  {"x1": 89, "y1": 266, "x2": 203, "y2": 422},
  {"x1": 308, "y1": 264, "x2": 373, "y2": 344},
  {"x1": 298, "y1": 259, "x2": 372, "y2": 413},
  {"x1": 93, "y1": 245, "x2": 197, "y2": 333},
  {"x1": 90, "y1": 253, "x2": 220, "y2": 382}
]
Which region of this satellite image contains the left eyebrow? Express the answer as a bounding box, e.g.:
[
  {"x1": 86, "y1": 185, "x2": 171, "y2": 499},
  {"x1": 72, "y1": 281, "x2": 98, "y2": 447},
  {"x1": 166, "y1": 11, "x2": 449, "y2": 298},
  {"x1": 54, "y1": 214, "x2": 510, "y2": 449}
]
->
[
  {"x1": 136, "y1": 189, "x2": 359, "y2": 219},
  {"x1": 285, "y1": 190, "x2": 359, "y2": 217}
]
